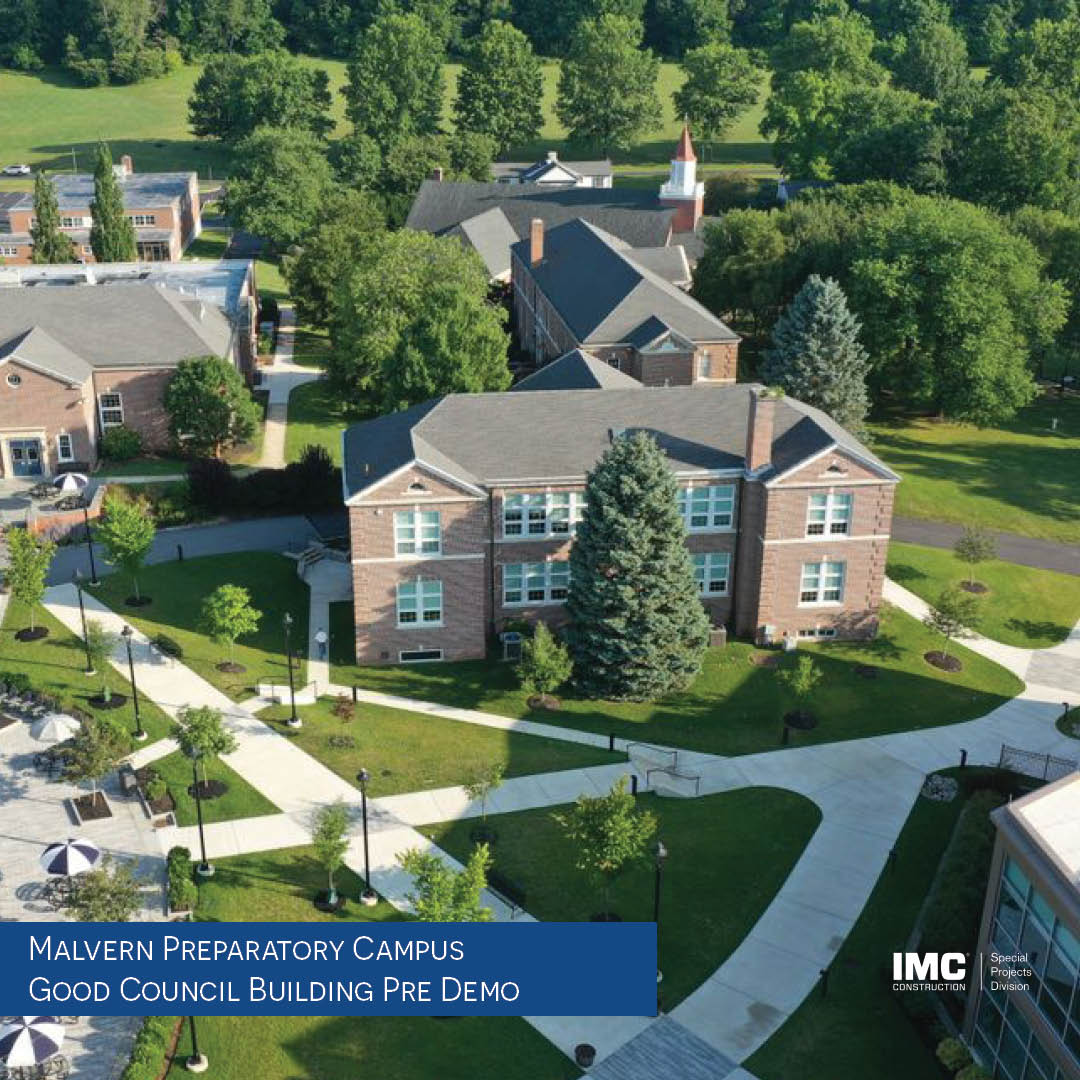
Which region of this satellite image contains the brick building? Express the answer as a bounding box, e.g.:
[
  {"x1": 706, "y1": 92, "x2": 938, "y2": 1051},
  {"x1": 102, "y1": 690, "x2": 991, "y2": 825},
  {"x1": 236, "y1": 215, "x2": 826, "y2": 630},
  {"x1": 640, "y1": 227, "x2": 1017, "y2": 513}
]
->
[
  {"x1": 342, "y1": 371, "x2": 898, "y2": 665},
  {"x1": 0, "y1": 259, "x2": 257, "y2": 477},
  {"x1": 0, "y1": 157, "x2": 201, "y2": 264},
  {"x1": 511, "y1": 216, "x2": 739, "y2": 384}
]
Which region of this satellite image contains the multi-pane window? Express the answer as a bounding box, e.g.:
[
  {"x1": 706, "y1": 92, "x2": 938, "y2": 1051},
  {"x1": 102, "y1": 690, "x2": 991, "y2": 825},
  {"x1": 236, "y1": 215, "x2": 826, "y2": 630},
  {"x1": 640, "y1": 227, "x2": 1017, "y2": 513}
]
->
[
  {"x1": 503, "y1": 562, "x2": 570, "y2": 605},
  {"x1": 693, "y1": 552, "x2": 730, "y2": 596},
  {"x1": 800, "y1": 560, "x2": 845, "y2": 604},
  {"x1": 0, "y1": 245, "x2": 18, "y2": 257},
  {"x1": 98, "y1": 392, "x2": 123, "y2": 427},
  {"x1": 393, "y1": 510, "x2": 441, "y2": 556},
  {"x1": 503, "y1": 493, "x2": 585, "y2": 538},
  {"x1": 396, "y1": 580, "x2": 442, "y2": 626},
  {"x1": 807, "y1": 493, "x2": 853, "y2": 536},
  {"x1": 678, "y1": 484, "x2": 735, "y2": 531},
  {"x1": 129, "y1": 214, "x2": 155, "y2": 226},
  {"x1": 60, "y1": 216, "x2": 91, "y2": 228},
  {"x1": 56, "y1": 434, "x2": 74, "y2": 462}
]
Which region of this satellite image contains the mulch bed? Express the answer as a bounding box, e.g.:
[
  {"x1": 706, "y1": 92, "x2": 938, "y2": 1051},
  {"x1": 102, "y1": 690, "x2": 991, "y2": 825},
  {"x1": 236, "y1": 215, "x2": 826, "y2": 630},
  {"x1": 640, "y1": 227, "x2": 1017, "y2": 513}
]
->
[
  {"x1": 89, "y1": 692, "x2": 127, "y2": 710},
  {"x1": 526, "y1": 693, "x2": 561, "y2": 710},
  {"x1": 74, "y1": 792, "x2": 112, "y2": 820},
  {"x1": 125, "y1": 595, "x2": 153, "y2": 607},
  {"x1": 855, "y1": 664, "x2": 879, "y2": 679},
  {"x1": 749, "y1": 652, "x2": 781, "y2": 667},
  {"x1": 215, "y1": 662, "x2": 246, "y2": 673},
  {"x1": 14, "y1": 626, "x2": 49, "y2": 642},
  {"x1": 960, "y1": 581, "x2": 989, "y2": 594},
  {"x1": 187, "y1": 779, "x2": 228, "y2": 800},
  {"x1": 314, "y1": 890, "x2": 346, "y2": 913},
  {"x1": 783, "y1": 710, "x2": 819, "y2": 731},
  {"x1": 924, "y1": 651, "x2": 963, "y2": 673},
  {"x1": 135, "y1": 766, "x2": 176, "y2": 815}
]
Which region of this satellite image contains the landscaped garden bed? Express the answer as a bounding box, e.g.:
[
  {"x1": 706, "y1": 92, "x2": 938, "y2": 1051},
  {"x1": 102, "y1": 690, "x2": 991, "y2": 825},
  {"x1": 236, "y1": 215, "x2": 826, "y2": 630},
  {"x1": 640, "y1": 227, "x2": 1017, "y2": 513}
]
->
[
  {"x1": 420, "y1": 787, "x2": 821, "y2": 1008},
  {"x1": 145, "y1": 750, "x2": 279, "y2": 828},
  {"x1": 257, "y1": 696, "x2": 625, "y2": 798},
  {"x1": 330, "y1": 603, "x2": 1023, "y2": 758},
  {"x1": 71, "y1": 790, "x2": 112, "y2": 821}
]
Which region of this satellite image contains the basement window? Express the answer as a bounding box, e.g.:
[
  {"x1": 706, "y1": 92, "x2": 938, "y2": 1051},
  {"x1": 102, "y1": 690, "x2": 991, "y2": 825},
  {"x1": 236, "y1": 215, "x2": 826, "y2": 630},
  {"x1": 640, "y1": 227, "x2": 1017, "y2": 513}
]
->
[{"x1": 399, "y1": 649, "x2": 443, "y2": 663}]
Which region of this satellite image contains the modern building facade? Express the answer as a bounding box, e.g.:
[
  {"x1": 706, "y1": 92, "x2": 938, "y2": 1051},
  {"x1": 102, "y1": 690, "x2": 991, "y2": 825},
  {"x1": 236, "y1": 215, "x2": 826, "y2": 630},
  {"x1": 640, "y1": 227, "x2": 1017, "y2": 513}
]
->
[
  {"x1": 964, "y1": 775, "x2": 1080, "y2": 1080},
  {"x1": 0, "y1": 157, "x2": 201, "y2": 264},
  {"x1": 342, "y1": 377, "x2": 898, "y2": 665}
]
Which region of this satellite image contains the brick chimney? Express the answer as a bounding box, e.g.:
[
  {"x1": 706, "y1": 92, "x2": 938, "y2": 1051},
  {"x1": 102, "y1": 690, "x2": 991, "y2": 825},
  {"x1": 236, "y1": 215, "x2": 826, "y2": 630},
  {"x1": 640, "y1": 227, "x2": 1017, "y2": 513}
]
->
[
  {"x1": 530, "y1": 218, "x2": 544, "y2": 266},
  {"x1": 431, "y1": 167, "x2": 444, "y2": 182},
  {"x1": 120, "y1": 154, "x2": 133, "y2": 175},
  {"x1": 745, "y1": 386, "x2": 780, "y2": 473}
]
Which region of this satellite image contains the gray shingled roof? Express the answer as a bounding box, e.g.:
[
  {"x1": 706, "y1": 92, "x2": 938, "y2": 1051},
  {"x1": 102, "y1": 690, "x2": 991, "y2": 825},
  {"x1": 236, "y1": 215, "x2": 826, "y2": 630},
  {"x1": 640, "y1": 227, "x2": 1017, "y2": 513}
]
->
[
  {"x1": 512, "y1": 219, "x2": 738, "y2": 347},
  {"x1": 8, "y1": 172, "x2": 194, "y2": 212},
  {"x1": 491, "y1": 158, "x2": 613, "y2": 183},
  {"x1": 511, "y1": 349, "x2": 643, "y2": 392},
  {"x1": 406, "y1": 180, "x2": 675, "y2": 250},
  {"x1": 343, "y1": 383, "x2": 896, "y2": 499},
  {"x1": 0, "y1": 282, "x2": 233, "y2": 370},
  {"x1": 452, "y1": 207, "x2": 521, "y2": 279},
  {"x1": 0, "y1": 326, "x2": 93, "y2": 383},
  {"x1": 626, "y1": 245, "x2": 691, "y2": 286}
]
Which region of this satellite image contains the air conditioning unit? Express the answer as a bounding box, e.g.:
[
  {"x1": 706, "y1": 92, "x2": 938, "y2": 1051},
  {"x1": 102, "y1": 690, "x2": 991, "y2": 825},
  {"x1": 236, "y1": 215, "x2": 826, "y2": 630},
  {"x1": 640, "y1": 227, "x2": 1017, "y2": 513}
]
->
[{"x1": 501, "y1": 631, "x2": 524, "y2": 662}]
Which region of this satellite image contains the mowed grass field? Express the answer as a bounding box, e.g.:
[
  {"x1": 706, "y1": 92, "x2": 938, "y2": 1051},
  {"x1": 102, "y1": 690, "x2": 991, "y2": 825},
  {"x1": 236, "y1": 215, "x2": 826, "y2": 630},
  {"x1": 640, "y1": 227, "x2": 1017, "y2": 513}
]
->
[{"x1": 0, "y1": 58, "x2": 773, "y2": 183}]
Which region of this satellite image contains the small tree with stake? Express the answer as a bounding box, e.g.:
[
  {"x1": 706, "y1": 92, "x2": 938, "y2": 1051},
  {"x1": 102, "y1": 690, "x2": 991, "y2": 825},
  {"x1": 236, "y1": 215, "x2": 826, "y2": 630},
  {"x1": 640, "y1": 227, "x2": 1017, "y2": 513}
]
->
[
  {"x1": 464, "y1": 762, "x2": 504, "y2": 844},
  {"x1": 554, "y1": 776, "x2": 656, "y2": 921},
  {"x1": 953, "y1": 526, "x2": 996, "y2": 592},
  {"x1": 312, "y1": 800, "x2": 350, "y2": 909},
  {"x1": 63, "y1": 715, "x2": 130, "y2": 811},
  {"x1": 95, "y1": 493, "x2": 156, "y2": 605},
  {"x1": 924, "y1": 586, "x2": 980, "y2": 671},
  {"x1": 173, "y1": 705, "x2": 237, "y2": 793},
  {"x1": 200, "y1": 584, "x2": 262, "y2": 673},
  {"x1": 399, "y1": 844, "x2": 493, "y2": 922},
  {"x1": 84, "y1": 620, "x2": 118, "y2": 703},
  {"x1": 517, "y1": 623, "x2": 573, "y2": 707},
  {"x1": 6, "y1": 528, "x2": 56, "y2": 640},
  {"x1": 778, "y1": 654, "x2": 823, "y2": 732}
]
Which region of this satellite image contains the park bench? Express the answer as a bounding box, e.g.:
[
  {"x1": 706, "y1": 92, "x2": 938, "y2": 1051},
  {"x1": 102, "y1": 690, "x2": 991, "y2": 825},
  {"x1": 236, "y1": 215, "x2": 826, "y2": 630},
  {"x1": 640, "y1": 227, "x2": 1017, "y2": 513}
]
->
[
  {"x1": 118, "y1": 762, "x2": 139, "y2": 798},
  {"x1": 487, "y1": 870, "x2": 527, "y2": 920}
]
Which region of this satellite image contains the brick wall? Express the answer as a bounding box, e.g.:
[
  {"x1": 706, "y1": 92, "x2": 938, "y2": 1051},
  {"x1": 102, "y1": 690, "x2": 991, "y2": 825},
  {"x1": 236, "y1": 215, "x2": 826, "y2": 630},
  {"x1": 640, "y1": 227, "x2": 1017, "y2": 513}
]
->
[{"x1": 92, "y1": 368, "x2": 174, "y2": 450}]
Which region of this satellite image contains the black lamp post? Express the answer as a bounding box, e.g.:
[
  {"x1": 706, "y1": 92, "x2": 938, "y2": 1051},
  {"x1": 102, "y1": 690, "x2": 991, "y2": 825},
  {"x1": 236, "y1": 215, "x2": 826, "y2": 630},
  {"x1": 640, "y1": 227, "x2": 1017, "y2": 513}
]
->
[
  {"x1": 73, "y1": 570, "x2": 93, "y2": 675},
  {"x1": 654, "y1": 839, "x2": 667, "y2": 1013},
  {"x1": 82, "y1": 504, "x2": 99, "y2": 585},
  {"x1": 120, "y1": 625, "x2": 146, "y2": 741},
  {"x1": 283, "y1": 612, "x2": 301, "y2": 729},
  {"x1": 185, "y1": 1015, "x2": 208, "y2": 1072},
  {"x1": 357, "y1": 768, "x2": 376, "y2": 906},
  {"x1": 190, "y1": 748, "x2": 214, "y2": 877}
]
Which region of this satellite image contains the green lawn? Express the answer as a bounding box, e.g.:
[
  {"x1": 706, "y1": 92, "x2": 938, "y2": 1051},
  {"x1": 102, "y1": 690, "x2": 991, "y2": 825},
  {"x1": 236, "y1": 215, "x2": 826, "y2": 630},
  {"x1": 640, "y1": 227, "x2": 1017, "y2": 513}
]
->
[
  {"x1": 330, "y1": 603, "x2": 1022, "y2": 757},
  {"x1": 147, "y1": 749, "x2": 279, "y2": 827},
  {"x1": 887, "y1": 541, "x2": 1080, "y2": 648},
  {"x1": 422, "y1": 787, "x2": 819, "y2": 1008},
  {"x1": 254, "y1": 255, "x2": 290, "y2": 302},
  {"x1": 87, "y1": 553, "x2": 309, "y2": 701},
  {"x1": 285, "y1": 378, "x2": 368, "y2": 464},
  {"x1": 258, "y1": 695, "x2": 625, "y2": 798},
  {"x1": 869, "y1": 395, "x2": 1080, "y2": 544},
  {"x1": 0, "y1": 598, "x2": 173, "y2": 743},
  {"x1": 186, "y1": 847, "x2": 579, "y2": 1080},
  {"x1": 184, "y1": 226, "x2": 230, "y2": 260},
  {"x1": 291, "y1": 326, "x2": 332, "y2": 369},
  {"x1": 95, "y1": 456, "x2": 189, "y2": 476},
  {"x1": 746, "y1": 768, "x2": 996, "y2": 1080}
]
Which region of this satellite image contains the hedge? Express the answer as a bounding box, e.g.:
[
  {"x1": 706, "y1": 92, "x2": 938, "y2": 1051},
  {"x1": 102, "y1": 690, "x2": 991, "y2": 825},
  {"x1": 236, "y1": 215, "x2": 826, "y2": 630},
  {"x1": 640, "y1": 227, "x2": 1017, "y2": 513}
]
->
[
  {"x1": 166, "y1": 846, "x2": 197, "y2": 913},
  {"x1": 119, "y1": 1015, "x2": 178, "y2": 1080}
]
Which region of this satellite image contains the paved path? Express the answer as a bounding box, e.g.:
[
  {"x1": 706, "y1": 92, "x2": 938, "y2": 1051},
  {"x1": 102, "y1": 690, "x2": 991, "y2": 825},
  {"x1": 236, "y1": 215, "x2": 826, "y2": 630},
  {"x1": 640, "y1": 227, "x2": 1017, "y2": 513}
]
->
[
  {"x1": 258, "y1": 306, "x2": 321, "y2": 470},
  {"x1": 892, "y1": 515, "x2": 1079, "y2": 576}
]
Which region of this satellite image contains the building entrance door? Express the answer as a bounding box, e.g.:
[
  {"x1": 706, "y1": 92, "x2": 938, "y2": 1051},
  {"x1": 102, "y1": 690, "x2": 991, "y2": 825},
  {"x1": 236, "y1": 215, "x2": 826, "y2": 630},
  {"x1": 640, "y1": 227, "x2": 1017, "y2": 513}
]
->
[{"x1": 9, "y1": 438, "x2": 43, "y2": 476}]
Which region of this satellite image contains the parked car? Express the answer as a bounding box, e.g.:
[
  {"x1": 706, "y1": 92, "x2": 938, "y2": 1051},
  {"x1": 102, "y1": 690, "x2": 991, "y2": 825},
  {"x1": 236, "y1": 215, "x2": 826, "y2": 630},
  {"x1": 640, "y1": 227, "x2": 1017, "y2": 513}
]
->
[{"x1": 1, "y1": 164, "x2": 31, "y2": 176}]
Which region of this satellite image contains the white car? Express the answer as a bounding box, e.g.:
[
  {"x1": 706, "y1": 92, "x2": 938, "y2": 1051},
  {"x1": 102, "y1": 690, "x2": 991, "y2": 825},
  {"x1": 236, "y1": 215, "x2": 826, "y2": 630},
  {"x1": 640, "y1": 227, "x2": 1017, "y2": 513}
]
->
[{"x1": 1, "y1": 164, "x2": 31, "y2": 176}]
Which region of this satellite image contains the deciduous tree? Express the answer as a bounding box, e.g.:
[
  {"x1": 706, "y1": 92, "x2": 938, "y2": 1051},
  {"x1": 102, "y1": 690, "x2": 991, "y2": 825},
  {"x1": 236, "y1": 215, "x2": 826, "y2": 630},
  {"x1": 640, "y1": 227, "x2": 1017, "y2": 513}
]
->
[
  {"x1": 84, "y1": 620, "x2": 118, "y2": 700},
  {"x1": 924, "y1": 585, "x2": 980, "y2": 663},
  {"x1": 673, "y1": 41, "x2": 761, "y2": 145},
  {"x1": 63, "y1": 715, "x2": 131, "y2": 800},
  {"x1": 96, "y1": 493, "x2": 156, "y2": 603},
  {"x1": 68, "y1": 856, "x2": 141, "y2": 922},
  {"x1": 953, "y1": 525, "x2": 997, "y2": 586},
  {"x1": 163, "y1": 355, "x2": 262, "y2": 457},
  {"x1": 399, "y1": 844, "x2": 493, "y2": 921},
  {"x1": 517, "y1": 623, "x2": 573, "y2": 697},
  {"x1": 312, "y1": 800, "x2": 350, "y2": 905},
  {"x1": 173, "y1": 705, "x2": 238, "y2": 787},
  {"x1": 200, "y1": 584, "x2": 262, "y2": 669},
  {"x1": 6, "y1": 528, "x2": 55, "y2": 635}
]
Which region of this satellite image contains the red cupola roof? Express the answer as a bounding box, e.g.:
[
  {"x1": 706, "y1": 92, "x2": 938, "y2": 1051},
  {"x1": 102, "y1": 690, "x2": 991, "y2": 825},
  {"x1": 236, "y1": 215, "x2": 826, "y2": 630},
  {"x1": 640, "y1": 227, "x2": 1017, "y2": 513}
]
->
[{"x1": 674, "y1": 123, "x2": 696, "y2": 162}]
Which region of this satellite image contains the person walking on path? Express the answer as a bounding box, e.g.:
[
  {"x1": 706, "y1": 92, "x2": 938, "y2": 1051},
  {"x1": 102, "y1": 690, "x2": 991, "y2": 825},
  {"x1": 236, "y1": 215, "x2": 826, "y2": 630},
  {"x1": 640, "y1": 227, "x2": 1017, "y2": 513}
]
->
[{"x1": 315, "y1": 627, "x2": 328, "y2": 660}]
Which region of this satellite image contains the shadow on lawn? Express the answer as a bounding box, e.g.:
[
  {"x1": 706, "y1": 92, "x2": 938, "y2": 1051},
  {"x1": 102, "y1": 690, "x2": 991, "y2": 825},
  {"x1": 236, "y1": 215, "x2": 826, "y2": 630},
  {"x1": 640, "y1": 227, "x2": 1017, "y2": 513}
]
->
[
  {"x1": 1005, "y1": 617, "x2": 1072, "y2": 644},
  {"x1": 29, "y1": 138, "x2": 233, "y2": 180}
]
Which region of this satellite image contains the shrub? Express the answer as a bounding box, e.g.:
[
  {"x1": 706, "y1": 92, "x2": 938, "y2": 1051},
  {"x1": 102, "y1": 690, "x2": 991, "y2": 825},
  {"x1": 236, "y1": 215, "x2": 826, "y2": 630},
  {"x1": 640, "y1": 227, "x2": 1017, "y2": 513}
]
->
[
  {"x1": 518, "y1": 623, "x2": 572, "y2": 696},
  {"x1": 186, "y1": 457, "x2": 237, "y2": 514},
  {"x1": 100, "y1": 425, "x2": 143, "y2": 462},
  {"x1": 11, "y1": 44, "x2": 43, "y2": 70},
  {"x1": 937, "y1": 1037, "x2": 973, "y2": 1072},
  {"x1": 0, "y1": 671, "x2": 32, "y2": 694},
  {"x1": 145, "y1": 774, "x2": 167, "y2": 804},
  {"x1": 166, "y1": 846, "x2": 195, "y2": 912},
  {"x1": 704, "y1": 172, "x2": 766, "y2": 214},
  {"x1": 332, "y1": 694, "x2": 355, "y2": 721},
  {"x1": 119, "y1": 1015, "x2": 177, "y2": 1080},
  {"x1": 260, "y1": 297, "x2": 279, "y2": 324},
  {"x1": 285, "y1": 444, "x2": 339, "y2": 510},
  {"x1": 151, "y1": 633, "x2": 183, "y2": 659}
]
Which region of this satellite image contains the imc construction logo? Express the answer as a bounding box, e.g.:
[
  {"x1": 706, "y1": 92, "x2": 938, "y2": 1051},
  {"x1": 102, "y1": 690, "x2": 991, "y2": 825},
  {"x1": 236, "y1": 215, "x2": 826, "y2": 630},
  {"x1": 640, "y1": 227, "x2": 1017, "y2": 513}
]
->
[{"x1": 892, "y1": 952, "x2": 968, "y2": 992}]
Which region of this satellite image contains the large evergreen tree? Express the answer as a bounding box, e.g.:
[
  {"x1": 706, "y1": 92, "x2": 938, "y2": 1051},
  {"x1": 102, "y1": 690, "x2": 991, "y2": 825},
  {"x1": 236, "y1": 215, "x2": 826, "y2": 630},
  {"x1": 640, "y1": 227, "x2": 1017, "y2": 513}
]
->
[
  {"x1": 566, "y1": 432, "x2": 710, "y2": 702},
  {"x1": 30, "y1": 173, "x2": 75, "y2": 263},
  {"x1": 760, "y1": 275, "x2": 870, "y2": 435},
  {"x1": 89, "y1": 144, "x2": 136, "y2": 262}
]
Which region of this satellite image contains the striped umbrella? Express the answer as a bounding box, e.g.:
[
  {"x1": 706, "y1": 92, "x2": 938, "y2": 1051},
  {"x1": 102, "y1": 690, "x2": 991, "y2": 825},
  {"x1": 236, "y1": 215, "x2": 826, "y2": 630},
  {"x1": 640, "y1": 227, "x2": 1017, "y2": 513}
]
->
[
  {"x1": 30, "y1": 713, "x2": 81, "y2": 744},
  {"x1": 39, "y1": 838, "x2": 100, "y2": 877},
  {"x1": 52, "y1": 473, "x2": 88, "y2": 493},
  {"x1": 0, "y1": 1016, "x2": 65, "y2": 1066}
]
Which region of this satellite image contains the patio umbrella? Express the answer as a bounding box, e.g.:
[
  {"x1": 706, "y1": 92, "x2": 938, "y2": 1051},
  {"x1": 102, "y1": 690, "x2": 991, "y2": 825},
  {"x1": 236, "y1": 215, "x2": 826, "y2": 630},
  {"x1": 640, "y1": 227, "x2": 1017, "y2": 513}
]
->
[
  {"x1": 29, "y1": 713, "x2": 81, "y2": 744},
  {"x1": 52, "y1": 473, "x2": 88, "y2": 493},
  {"x1": 39, "y1": 838, "x2": 100, "y2": 877},
  {"x1": 0, "y1": 1017, "x2": 65, "y2": 1067}
]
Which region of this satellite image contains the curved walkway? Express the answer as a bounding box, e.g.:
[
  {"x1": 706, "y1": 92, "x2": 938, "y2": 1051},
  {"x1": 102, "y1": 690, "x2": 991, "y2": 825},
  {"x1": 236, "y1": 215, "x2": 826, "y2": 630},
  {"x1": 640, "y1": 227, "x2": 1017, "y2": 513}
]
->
[{"x1": 37, "y1": 579, "x2": 1080, "y2": 1079}]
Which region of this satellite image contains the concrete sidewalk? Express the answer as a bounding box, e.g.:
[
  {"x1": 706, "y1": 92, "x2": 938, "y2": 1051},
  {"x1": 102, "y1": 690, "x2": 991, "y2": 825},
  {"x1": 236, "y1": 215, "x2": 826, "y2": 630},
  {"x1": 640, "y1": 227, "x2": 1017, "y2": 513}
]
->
[{"x1": 258, "y1": 305, "x2": 321, "y2": 469}]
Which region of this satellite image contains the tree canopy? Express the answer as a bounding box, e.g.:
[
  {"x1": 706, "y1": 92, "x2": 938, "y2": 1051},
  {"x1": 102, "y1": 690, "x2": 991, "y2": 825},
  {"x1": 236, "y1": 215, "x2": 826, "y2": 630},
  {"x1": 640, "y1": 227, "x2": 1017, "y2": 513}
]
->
[
  {"x1": 673, "y1": 41, "x2": 762, "y2": 143},
  {"x1": 96, "y1": 493, "x2": 156, "y2": 601},
  {"x1": 163, "y1": 355, "x2": 262, "y2": 457},
  {"x1": 89, "y1": 144, "x2": 136, "y2": 262}
]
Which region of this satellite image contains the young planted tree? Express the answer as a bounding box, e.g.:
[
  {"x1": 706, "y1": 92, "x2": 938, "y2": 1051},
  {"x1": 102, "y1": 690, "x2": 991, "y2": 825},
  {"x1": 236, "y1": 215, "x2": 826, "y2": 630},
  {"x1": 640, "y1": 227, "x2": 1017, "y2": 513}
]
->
[
  {"x1": 953, "y1": 526, "x2": 997, "y2": 591},
  {"x1": 30, "y1": 173, "x2": 75, "y2": 263},
  {"x1": 68, "y1": 856, "x2": 141, "y2": 922},
  {"x1": 923, "y1": 586, "x2": 980, "y2": 671},
  {"x1": 96, "y1": 493, "x2": 156, "y2": 604},
  {"x1": 63, "y1": 715, "x2": 130, "y2": 806},
  {"x1": 399, "y1": 843, "x2": 493, "y2": 922},
  {"x1": 6, "y1": 528, "x2": 56, "y2": 639},
  {"x1": 173, "y1": 705, "x2": 238, "y2": 791},
  {"x1": 164, "y1": 355, "x2": 262, "y2": 458},
  {"x1": 89, "y1": 144, "x2": 136, "y2": 263},
  {"x1": 464, "y1": 762, "x2": 505, "y2": 839},
  {"x1": 517, "y1": 622, "x2": 573, "y2": 704},
  {"x1": 200, "y1": 583, "x2": 262, "y2": 672},
  {"x1": 312, "y1": 800, "x2": 350, "y2": 906},
  {"x1": 759, "y1": 275, "x2": 870, "y2": 436},
  {"x1": 777, "y1": 654, "x2": 823, "y2": 729},
  {"x1": 566, "y1": 432, "x2": 710, "y2": 701},
  {"x1": 84, "y1": 620, "x2": 118, "y2": 701},
  {"x1": 554, "y1": 777, "x2": 656, "y2": 919}
]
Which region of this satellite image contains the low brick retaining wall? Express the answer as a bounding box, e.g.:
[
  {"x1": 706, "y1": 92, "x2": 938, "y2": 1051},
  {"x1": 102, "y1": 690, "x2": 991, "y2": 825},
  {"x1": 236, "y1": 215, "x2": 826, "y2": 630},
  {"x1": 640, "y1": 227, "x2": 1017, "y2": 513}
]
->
[{"x1": 26, "y1": 484, "x2": 107, "y2": 542}]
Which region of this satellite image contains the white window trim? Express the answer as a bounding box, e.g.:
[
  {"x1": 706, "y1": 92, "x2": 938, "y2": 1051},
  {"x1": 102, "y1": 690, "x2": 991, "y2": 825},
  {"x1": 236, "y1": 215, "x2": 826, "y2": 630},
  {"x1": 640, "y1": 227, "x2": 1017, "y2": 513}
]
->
[
  {"x1": 396, "y1": 579, "x2": 443, "y2": 629},
  {"x1": 806, "y1": 492, "x2": 853, "y2": 537},
  {"x1": 503, "y1": 561, "x2": 570, "y2": 606},
  {"x1": 502, "y1": 492, "x2": 586, "y2": 540},
  {"x1": 56, "y1": 433, "x2": 74, "y2": 462},
  {"x1": 799, "y1": 560, "x2": 846, "y2": 607},
  {"x1": 797, "y1": 627, "x2": 836, "y2": 639},
  {"x1": 98, "y1": 392, "x2": 124, "y2": 428},
  {"x1": 393, "y1": 508, "x2": 442, "y2": 558},
  {"x1": 679, "y1": 483, "x2": 736, "y2": 533},
  {"x1": 694, "y1": 552, "x2": 731, "y2": 597}
]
